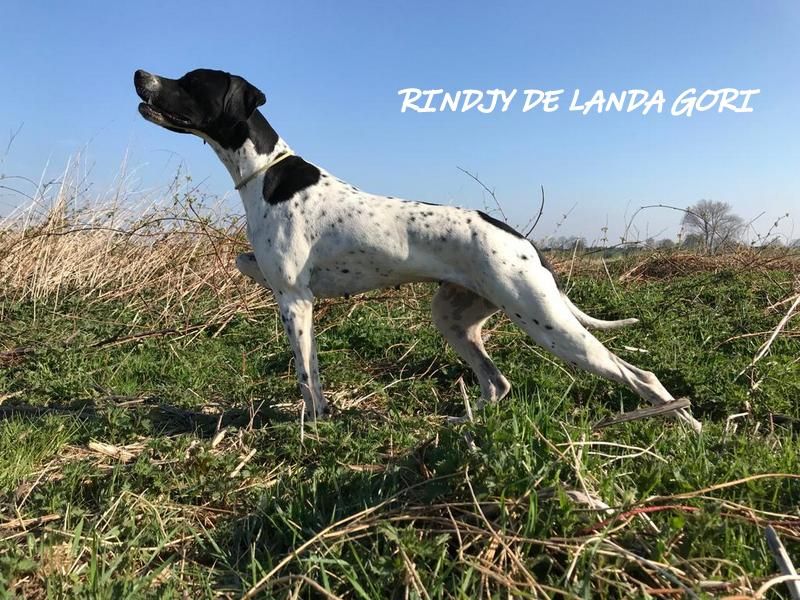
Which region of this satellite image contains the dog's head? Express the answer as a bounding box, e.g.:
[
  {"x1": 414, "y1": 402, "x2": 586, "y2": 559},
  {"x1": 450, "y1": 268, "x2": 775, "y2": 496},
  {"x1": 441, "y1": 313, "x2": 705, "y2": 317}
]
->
[{"x1": 134, "y1": 69, "x2": 266, "y2": 147}]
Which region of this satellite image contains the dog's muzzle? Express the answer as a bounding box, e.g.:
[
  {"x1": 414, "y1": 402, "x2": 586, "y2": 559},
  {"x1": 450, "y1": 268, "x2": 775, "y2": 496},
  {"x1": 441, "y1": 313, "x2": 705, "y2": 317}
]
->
[
  {"x1": 134, "y1": 69, "x2": 192, "y2": 129},
  {"x1": 134, "y1": 69, "x2": 160, "y2": 100}
]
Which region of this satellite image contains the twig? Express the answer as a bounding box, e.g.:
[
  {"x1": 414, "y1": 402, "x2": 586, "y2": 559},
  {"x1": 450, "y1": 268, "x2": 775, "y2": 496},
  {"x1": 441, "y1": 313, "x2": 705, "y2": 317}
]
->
[
  {"x1": 229, "y1": 448, "x2": 256, "y2": 478},
  {"x1": 765, "y1": 525, "x2": 800, "y2": 600},
  {"x1": 755, "y1": 575, "x2": 800, "y2": 600},
  {"x1": 87, "y1": 441, "x2": 138, "y2": 462},
  {"x1": 579, "y1": 505, "x2": 700, "y2": 535},
  {"x1": 269, "y1": 575, "x2": 345, "y2": 600},
  {"x1": 523, "y1": 185, "x2": 546, "y2": 238},
  {"x1": 457, "y1": 377, "x2": 474, "y2": 423},
  {"x1": 736, "y1": 294, "x2": 800, "y2": 379},
  {"x1": 0, "y1": 513, "x2": 61, "y2": 531},
  {"x1": 456, "y1": 166, "x2": 507, "y2": 221},
  {"x1": 592, "y1": 398, "x2": 691, "y2": 430}
]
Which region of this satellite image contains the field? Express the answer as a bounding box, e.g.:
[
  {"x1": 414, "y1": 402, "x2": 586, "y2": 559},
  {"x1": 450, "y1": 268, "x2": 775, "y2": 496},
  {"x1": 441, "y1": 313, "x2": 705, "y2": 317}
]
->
[{"x1": 1, "y1": 185, "x2": 799, "y2": 598}]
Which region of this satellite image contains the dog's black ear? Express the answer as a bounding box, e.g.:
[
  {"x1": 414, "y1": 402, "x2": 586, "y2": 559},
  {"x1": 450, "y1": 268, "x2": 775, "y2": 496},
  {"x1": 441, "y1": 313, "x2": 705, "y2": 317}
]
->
[{"x1": 226, "y1": 75, "x2": 266, "y2": 122}]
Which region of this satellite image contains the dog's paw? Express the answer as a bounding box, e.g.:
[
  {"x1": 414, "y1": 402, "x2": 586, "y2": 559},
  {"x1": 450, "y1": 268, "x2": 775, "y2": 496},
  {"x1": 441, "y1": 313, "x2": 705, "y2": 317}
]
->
[{"x1": 304, "y1": 402, "x2": 332, "y2": 421}]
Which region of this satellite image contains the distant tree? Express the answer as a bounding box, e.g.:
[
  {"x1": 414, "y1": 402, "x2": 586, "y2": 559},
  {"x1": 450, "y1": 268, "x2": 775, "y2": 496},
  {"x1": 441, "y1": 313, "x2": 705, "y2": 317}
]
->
[
  {"x1": 681, "y1": 200, "x2": 744, "y2": 254},
  {"x1": 681, "y1": 233, "x2": 705, "y2": 251},
  {"x1": 566, "y1": 236, "x2": 587, "y2": 251},
  {"x1": 656, "y1": 238, "x2": 675, "y2": 250}
]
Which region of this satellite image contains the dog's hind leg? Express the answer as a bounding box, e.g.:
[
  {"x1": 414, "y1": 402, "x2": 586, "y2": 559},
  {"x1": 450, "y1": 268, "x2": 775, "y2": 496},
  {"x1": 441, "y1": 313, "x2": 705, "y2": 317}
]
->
[
  {"x1": 506, "y1": 295, "x2": 702, "y2": 432},
  {"x1": 432, "y1": 283, "x2": 511, "y2": 410},
  {"x1": 571, "y1": 343, "x2": 702, "y2": 432}
]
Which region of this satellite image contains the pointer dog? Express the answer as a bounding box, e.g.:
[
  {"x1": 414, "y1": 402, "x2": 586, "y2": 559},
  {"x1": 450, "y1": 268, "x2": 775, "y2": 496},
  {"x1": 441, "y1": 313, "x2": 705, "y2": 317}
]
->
[{"x1": 134, "y1": 68, "x2": 701, "y2": 432}]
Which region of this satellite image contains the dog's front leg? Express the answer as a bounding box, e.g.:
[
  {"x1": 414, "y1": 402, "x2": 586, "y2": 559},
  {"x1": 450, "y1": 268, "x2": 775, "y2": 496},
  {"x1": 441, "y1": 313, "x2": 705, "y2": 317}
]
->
[{"x1": 277, "y1": 293, "x2": 328, "y2": 419}]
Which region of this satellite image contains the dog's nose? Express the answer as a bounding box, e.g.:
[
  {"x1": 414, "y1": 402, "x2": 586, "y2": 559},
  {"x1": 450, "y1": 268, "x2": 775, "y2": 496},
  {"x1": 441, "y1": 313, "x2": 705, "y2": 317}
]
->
[
  {"x1": 134, "y1": 70, "x2": 161, "y2": 100},
  {"x1": 134, "y1": 69, "x2": 154, "y2": 86}
]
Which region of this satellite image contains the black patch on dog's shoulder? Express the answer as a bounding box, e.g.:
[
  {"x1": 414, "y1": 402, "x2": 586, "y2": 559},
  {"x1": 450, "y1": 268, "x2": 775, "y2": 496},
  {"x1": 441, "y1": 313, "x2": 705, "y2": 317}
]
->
[{"x1": 263, "y1": 156, "x2": 321, "y2": 205}]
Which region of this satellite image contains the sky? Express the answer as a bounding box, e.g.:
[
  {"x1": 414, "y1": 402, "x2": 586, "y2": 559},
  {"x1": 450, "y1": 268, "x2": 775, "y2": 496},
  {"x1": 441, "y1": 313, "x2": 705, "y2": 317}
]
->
[{"x1": 1, "y1": 1, "x2": 798, "y2": 244}]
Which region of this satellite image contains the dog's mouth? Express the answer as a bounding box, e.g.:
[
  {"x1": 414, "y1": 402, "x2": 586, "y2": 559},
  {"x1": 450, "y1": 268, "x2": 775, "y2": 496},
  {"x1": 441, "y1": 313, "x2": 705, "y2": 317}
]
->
[{"x1": 137, "y1": 101, "x2": 192, "y2": 130}]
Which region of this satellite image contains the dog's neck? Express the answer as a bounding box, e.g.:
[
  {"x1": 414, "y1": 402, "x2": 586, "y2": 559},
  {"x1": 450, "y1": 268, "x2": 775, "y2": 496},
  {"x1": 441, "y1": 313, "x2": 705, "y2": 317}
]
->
[{"x1": 208, "y1": 111, "x2": 293, "y2": 190}]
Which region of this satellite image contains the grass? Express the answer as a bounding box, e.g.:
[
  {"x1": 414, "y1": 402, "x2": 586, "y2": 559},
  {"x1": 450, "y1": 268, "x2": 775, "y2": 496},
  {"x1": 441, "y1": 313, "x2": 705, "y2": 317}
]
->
[{"x1": 0, "y1": 178, "x2": 799, "y2": 598}]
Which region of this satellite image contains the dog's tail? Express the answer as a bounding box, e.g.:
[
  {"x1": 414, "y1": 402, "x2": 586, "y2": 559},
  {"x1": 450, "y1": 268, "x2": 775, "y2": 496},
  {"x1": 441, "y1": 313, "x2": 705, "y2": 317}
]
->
[{"x1": 561, "y1": 292, "x2": 639, "y2": 330}]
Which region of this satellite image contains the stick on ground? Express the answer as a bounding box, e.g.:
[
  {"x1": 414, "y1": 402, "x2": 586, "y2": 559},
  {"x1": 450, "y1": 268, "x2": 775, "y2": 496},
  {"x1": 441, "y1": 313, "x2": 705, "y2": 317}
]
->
[
  {"x1": 765, "y1": 525, "x2": 800, "y2": 600},
  {"x1": 593, "y1": 398, "x2": 692, "y2": 430}
]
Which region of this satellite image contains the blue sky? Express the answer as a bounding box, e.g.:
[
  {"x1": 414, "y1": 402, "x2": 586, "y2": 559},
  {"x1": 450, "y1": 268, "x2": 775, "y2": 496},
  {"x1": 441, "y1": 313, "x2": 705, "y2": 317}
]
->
[{"x1": 1, "y1": 1, "x2": 797, "y2": 243}]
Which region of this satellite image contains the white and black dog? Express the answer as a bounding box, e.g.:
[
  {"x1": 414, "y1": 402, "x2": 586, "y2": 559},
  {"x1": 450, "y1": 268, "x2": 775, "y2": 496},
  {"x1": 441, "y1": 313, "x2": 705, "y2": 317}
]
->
[{"x1": 134, "y1": 68, "x2": 701, "y2": 432}]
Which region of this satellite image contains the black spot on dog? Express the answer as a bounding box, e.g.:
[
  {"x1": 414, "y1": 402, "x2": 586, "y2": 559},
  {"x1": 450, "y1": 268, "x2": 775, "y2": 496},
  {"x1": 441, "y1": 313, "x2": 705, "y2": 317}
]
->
[
  {"x1": 341, "y1": 269, "x2": 350, "y2": 273},
  {"x1": 533, "y1": 319, "x2": 539, "y2": 325},
  {"x1": 545, "y1": 324, "x2": 553, "y2": 330},
  {"x1": 477, "y1": 210, "x2": 524, "y2": 239},
  {"x1": 301, "y1": 373, "x2": 308, "y2": 382},
  {"x1": 263, "y1": 156, "x2": 321, "y2": 205}
]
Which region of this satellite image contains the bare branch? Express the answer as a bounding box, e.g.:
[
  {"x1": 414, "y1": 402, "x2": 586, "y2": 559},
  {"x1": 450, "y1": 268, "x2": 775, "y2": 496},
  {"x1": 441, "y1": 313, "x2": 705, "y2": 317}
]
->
[{"x1": 456, "y1": 166, "x2": 507, "y2": 221}]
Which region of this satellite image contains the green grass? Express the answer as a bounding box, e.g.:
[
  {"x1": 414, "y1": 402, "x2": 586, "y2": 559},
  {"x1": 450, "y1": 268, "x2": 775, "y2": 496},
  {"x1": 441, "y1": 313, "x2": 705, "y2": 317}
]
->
[{"x1": 1, "y1": 269, "x2": 798, "y2": 598}]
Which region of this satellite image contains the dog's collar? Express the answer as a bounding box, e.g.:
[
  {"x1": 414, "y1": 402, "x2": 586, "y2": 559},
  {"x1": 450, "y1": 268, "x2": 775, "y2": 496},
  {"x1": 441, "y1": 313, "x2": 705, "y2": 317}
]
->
[{"x1": 234, "y1": 151, "x2": 294, "y2": 190}]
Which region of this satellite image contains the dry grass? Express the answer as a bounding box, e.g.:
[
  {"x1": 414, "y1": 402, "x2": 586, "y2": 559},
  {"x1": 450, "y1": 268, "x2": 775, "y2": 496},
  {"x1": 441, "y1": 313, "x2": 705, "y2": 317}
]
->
[{"x1": 0, "y1": 162, "x2": 272, "y2": 329}]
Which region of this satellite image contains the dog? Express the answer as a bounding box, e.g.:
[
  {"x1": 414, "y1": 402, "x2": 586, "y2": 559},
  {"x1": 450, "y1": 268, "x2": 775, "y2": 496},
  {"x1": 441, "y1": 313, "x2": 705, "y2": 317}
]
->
[{"x1": 134, "y1": 68, "x2": 701, "y2": 432}]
